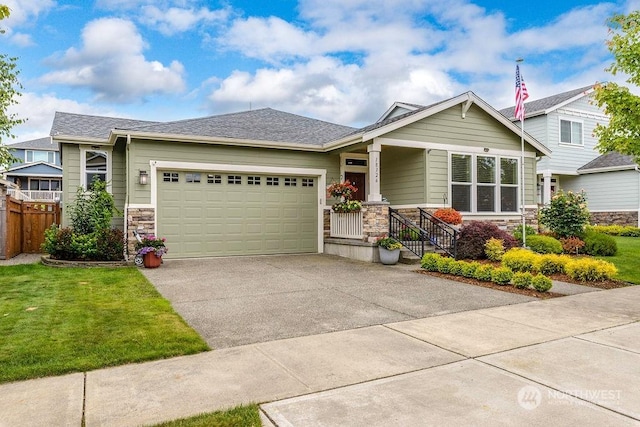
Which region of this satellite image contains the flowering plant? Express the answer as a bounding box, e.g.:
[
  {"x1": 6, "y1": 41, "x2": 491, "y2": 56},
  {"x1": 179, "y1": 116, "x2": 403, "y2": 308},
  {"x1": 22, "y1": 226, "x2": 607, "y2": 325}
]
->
[
  {"x1": 328, "y1": 180, "x2": 362, "y2": 212},
  {"x1": 433, "y1": 208, "x2": 463, "y2": 225},
  {"x1": 376, "y1": 236, "x2": 403, "y2": 250},
  {"x1": 135, "y1": 235, "x2": 168, "y2": 257},
  {"x1": 327, "y1": 180, "x2": 358, "y2": 200}
]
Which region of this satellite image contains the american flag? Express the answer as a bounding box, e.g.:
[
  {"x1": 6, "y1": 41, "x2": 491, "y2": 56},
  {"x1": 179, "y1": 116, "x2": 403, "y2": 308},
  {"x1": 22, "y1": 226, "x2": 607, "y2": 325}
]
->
[{"x1": 515, "y1": 64, "x2": 529, "y2": 121}]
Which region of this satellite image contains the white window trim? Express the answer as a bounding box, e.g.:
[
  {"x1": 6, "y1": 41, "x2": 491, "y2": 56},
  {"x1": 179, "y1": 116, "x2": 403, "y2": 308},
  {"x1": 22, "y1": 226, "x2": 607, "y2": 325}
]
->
[
  {"x1": 25, "y1": 150, "x2": 56, "y2": 164},
  {"x1": 449, "y1": 152, "x2": 520, "y2": 214},
  {"x1": 80, "y1": 147, "x2": 112, "y2": 190},
  {"x1": 558, "y1": 116, "x2": 584, "y2": 147},
  {"x1": 148, "y1": 160, "x2": 327, "y2": 254}
]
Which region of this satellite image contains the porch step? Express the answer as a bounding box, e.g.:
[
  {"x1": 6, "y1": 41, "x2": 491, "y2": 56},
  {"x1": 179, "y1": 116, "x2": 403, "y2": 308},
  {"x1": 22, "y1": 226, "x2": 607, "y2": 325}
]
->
[{"x1": 399, "y1": 249, "x2": 422, "y2": 265}]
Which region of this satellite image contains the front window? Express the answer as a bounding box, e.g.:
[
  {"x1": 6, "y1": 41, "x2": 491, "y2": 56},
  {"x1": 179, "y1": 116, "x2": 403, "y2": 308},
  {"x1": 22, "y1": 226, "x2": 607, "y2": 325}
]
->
[
  {"x1": 451, "y1": 153, "x2": 519, "y2": 213},
  {"x1": 560, "y1": 119, "x2": 583, "y2": 145},
  {"x1": 82, "y1": 149, "x2": 108, "y2": 190},
  {"x1": 26, "y1": 150, "x2": 55, "y2": 163}
]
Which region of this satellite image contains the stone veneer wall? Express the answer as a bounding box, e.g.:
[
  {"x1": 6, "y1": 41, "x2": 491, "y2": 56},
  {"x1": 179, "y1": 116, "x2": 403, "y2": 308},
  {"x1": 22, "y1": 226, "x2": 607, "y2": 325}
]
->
[
  {"x1": 362, "y1": 202, "x2": 389, "y2": 243},
  {"x1": 590, "y1": 211, "x2": 638, "y2": 227},
  {"x1": 126, "y1": 207, "x2": 155, "y2": 258},
  {"x1": 395, "y1": 207, "x2": 539, "y2": 232}
]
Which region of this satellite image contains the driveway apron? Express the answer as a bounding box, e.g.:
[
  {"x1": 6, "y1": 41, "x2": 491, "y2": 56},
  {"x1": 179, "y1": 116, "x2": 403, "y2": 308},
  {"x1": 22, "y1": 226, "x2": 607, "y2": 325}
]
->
[{"x1": 141, "y1": 254, "x2": 535, "y2": 348}]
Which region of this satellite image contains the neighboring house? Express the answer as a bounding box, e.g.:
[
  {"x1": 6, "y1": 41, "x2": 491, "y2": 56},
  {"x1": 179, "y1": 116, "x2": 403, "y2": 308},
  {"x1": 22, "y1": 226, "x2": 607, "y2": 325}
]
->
[
  {"x1": 51, "y1": 92, "x2": 550, "y2": 260},
  {"x1": 1, "y1": 136, "x2": 63, "y2": 201},
  {"x1": 500, "y1": 85, "x2": 640, "y2": 226}
]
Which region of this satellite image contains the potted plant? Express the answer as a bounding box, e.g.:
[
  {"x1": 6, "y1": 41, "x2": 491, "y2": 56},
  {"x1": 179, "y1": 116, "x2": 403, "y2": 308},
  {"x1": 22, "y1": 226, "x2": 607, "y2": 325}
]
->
[
  {"x1": 135, "y1": 235, "x2": 168, "y2": 268},
  {"x1": 327, "y1": 180, "x2": 362, "y2": 213},
  {"x1": 377, "y1": 236, "x2": 403, "y2": 265}
]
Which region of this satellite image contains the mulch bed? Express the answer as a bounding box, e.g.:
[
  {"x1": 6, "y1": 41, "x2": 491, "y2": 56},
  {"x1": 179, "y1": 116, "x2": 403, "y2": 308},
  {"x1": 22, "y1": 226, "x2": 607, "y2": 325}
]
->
[{"x1": 416, "y1": 268, "x2": 630, "y2": 300}]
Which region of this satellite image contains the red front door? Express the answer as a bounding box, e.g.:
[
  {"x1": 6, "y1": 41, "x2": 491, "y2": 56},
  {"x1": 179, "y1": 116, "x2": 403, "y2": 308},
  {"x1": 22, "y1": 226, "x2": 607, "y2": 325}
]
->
[{"x1": 345, "y1": 172, "x2": 366, "y2": 201}]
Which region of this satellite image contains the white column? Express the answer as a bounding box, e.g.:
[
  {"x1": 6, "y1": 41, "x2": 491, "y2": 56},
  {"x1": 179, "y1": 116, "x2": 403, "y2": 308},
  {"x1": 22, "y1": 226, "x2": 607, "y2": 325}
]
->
[
  {"x1": 367, "y1": 143, "x2": 382, "y2": 202},
  {"x1": 542, "y1": 171, "x2": 552, "y2": 205}
]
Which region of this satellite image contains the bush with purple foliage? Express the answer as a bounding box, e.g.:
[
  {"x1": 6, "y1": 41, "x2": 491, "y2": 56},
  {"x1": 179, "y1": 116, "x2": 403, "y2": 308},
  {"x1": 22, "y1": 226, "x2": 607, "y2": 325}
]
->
[{"x1": 456, "y1": 221, "x2": 518, "y2": 260}]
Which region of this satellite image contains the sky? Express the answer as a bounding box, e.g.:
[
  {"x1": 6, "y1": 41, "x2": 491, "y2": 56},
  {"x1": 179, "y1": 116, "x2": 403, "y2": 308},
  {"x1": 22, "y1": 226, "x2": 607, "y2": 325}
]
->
[{"x1": 2, "y1": 0, "x2": 639, "y2": 142}]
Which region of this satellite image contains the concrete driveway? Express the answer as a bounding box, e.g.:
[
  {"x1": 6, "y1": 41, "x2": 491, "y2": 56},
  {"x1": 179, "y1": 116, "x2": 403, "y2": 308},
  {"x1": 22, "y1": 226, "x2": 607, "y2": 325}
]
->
[{"x1": 142, "y1": 254, "x2": 535, "y2": 348}]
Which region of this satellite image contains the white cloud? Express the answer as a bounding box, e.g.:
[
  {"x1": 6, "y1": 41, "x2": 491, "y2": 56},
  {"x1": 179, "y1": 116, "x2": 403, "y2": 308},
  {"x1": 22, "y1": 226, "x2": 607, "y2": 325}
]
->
[
  {"x1": 8, "y1": 32, "x2": 34, "y2": 47},
  {"x1": 140, "y1": 5, "x2": 229, "y2": 35},
  {"x1": 39, "y1": 18, "x2": 186, "y2": 102},
  {"x1": 2, "y1": 0, "x2": 55, "y2": 28},
  {"x1": 7, "y1": 92, "x2": 115, "y2": 141}
]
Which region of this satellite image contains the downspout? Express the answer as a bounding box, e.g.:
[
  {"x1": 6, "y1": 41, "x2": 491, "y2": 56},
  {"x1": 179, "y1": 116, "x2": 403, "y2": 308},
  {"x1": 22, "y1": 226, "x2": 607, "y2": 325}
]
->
[
  {"x1": 125, "y1": 134, "x2": 131, "y2": 259},
  {"x1": 636, "y1": 165, "x2": 640, "y2": 228}
]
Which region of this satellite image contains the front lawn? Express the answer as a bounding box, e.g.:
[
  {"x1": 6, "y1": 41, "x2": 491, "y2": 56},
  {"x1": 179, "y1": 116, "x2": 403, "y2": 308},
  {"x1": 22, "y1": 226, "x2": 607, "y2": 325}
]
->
[
  {"x1": 149, "y1": 404, "x2": 261, "y2": 427},
  {"x1": 598, "y1": 236, "x2": 640, "y2": 284},
  {"x1": 0, "y1": 264, "x2": 209, "y2": 384}
]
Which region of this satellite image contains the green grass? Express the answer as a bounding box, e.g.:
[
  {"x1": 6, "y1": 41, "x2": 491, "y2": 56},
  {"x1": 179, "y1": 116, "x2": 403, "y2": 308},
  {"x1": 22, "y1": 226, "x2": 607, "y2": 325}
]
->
[
  {"x1": 0, "y1": 264, "x2": 209, "y2": 383},
  {"x1": 597, "y1": 236, "x2": 640, "y2": 284},
  {"x1": 149, "y1": 404, "x2": 261, "y2": 427}
]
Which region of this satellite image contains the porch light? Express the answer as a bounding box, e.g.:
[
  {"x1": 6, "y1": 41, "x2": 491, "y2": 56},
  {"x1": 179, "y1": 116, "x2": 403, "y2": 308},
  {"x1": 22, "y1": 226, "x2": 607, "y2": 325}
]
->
[{"x1": 139, "y1": 170, "x2": 148, "y2": 185}]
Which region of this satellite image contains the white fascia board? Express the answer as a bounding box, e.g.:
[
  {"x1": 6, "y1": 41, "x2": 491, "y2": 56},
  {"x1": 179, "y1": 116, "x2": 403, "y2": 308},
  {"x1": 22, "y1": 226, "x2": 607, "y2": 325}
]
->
[
  {"x1": 53, "y1": 135, "x2": 109, "y2": 145},
  {"x1": 6, "y1": 172, "x2": 63, "y2": 178},
  {"x1": 376, "y1": 102, "x2": 421, "y2": 123},
  {"x1": 6, "y1": 162, "x2": 63, "y2": 172},
  {"x1": 578, "y1": 165, "x2": 637, "y2": 174},
  {"x1": 111, "y1": 130, "x2": 326, "y2": 152},
  {"x1": 543, "y1": 88, "x2": 595, "y2": 115}
]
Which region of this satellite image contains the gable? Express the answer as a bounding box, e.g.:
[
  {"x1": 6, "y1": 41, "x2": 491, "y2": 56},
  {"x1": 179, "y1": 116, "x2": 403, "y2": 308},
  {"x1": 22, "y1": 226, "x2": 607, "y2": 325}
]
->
[
  {"x1": 5, "y1": 162, "x2": 63, "y2": 177},
  {"x1": 379, "y1": 103, "x2": 536, "y2": 153}
]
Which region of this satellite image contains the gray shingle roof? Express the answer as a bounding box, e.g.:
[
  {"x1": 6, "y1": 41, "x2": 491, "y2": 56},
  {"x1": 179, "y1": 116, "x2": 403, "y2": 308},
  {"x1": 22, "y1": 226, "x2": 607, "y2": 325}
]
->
[
  {"x1": 578, "y1": 151, "x2": 637, "y2": 171},
  {"x1": 499, "y1": 85, "x2": 594, "y2": 119},
  {"x1": 8, "y1": 136, "x2": 58, "y2": 151},
  {"x1": 50, "y1": 112, "x2": 159, "y2": 139},
  {"x1": 124, "y1": 108, "x2": 356, "y2": 145}
]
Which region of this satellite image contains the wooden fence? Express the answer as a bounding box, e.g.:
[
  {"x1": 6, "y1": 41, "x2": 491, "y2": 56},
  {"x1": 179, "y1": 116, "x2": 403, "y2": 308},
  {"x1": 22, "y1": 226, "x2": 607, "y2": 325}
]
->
[{"x1": 0, "y1": 196, "x2": 61, "y2": 259}]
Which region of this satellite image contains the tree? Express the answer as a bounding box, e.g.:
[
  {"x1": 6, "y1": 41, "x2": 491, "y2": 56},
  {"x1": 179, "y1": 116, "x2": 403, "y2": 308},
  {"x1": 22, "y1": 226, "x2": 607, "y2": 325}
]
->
[
  {"x1": 593, "y1": 12, "x2": 640, "y2": 162},
  {"x1": 0, "y1": 4, "x2": 24, "y2": 168}
]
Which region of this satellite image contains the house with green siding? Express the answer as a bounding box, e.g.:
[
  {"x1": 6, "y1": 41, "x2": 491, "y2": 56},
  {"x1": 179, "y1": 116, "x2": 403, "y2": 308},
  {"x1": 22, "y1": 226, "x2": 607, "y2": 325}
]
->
[{"x1": 51, "y1": 91, "x2": 550, "y2": 260}]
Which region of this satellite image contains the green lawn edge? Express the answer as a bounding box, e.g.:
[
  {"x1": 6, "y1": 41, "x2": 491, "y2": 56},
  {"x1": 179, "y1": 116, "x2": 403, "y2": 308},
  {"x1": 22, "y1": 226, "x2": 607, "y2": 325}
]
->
[
  {"x1": 148, "y1": 404, "x2": 261, "y2": 427},
  {"x1": 0, "y1": 263, "x2": 209, "y2": 384},
  {"x1": 597, "y1": 236, "x2": 640, "y2": 284}
]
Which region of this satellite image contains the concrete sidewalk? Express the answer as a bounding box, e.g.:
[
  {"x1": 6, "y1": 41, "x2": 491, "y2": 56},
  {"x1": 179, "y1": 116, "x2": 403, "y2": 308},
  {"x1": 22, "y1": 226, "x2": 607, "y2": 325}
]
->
[{"x1": 1, "y1": 286, "x2": 638, "y2": 427}]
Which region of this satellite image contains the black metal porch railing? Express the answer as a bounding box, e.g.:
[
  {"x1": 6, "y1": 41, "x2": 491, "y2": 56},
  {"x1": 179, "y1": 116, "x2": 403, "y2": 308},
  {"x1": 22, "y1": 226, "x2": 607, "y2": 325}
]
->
[
  {"x1": 418, "y1": 208, "x2": 458, "y2": 258},
  {"x1": 388, "y1": 208, "x2": 427, "y2": 258}
]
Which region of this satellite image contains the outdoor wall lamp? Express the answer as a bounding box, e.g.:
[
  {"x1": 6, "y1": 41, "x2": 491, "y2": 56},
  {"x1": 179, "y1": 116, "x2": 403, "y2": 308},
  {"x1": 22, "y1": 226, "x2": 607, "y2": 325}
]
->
[{"x1": 139, "y1": 170, "x2": 148, "y2": 185}]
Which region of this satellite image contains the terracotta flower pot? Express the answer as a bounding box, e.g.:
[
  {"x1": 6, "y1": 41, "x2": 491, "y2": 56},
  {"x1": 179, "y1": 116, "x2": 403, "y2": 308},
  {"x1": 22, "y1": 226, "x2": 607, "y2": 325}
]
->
[{"x1": 143, "y1": 252, "x2": 162, "y2": 268}]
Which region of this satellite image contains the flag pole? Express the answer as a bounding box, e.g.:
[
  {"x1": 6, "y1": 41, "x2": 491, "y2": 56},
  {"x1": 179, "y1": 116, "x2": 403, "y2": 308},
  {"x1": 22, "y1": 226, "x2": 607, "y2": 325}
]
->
[{"x1": 516, "y1": 58, "x2": 526, "y2": 248}]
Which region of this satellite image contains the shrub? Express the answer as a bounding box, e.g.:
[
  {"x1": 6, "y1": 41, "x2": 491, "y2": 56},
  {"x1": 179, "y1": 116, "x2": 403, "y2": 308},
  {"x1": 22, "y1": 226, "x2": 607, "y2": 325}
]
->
[
  {"x1": 456, "y1": 221, "x2": 518, "y2": 260},
  {"x1": 67, "y1": 177, "x2": 120, "y2": 235},
  {"x1": 583, "y1": 231, "x2": 618, "y2": 256},
  {"x1": 485, "y1": 238, "x2": 505, "y2": 262},
  {"x1": 531, "y1": 275, "x2": 553, "y2": 292},
  {"x1": 96, "y1": 228, "x2": 125, "y2": 261},
  {"x1": 539, "y1": 190, "x2": 590, "y2": 238},
  {"x1": 513, "y1": 224, "x2": 537, "y2": 243},
  {"x1": 42, "y1": 225, "x2": 77, "y2": 260},
  {"x1": 512, "y1": 272, "x2": 533, "y2": 289},
  {"x1": 461, "y1": 261, "x2": 481, "y2": 278},
  {"x1": 588, "y1": 225, "x2": 640, "y2": 237},
  {"x1": 432, "y1": 208, "x2": 463, "y2": 225},
  {"x1": 400, "y1": 226, "x2": 421, "y2": 241},
  {"x1": 72, "y1": 233, "x2": 98, "y2": 260},
  {"x1": 473, "y1": 264, "x2": 494, "y2": 281},
  {"x1": 448, "y1": 260, "x2": 467, "y2": 276},
  {"x1": 565, "y1": 259, "x2": 618, "y2": 282},
  {"x1": 560, "y1": 236, "x2": 585, "y2": 255},
  {"x1": 491, "y1": 267, "x2": 513, "y2": 285},
  {"x1": 421, "y1": 253, "x2": 441, "y2": 271},
  {"x1": 620, "y1": 226, "x2": 640, "y2": 237},
  {"x1": 526, "y1": 235, "x2": 563, "y2": 254},
  {"x1": 537, "y1": 254, "x2": 570, "y2": 275},
  {"x1": 437, "y1": 256, "x2": 455, "y2": 273},
  {"x1": 501, "y1": 248, "x2": 538, "y2": 272}
]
